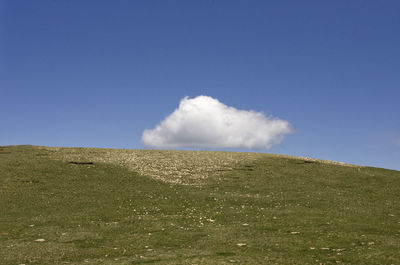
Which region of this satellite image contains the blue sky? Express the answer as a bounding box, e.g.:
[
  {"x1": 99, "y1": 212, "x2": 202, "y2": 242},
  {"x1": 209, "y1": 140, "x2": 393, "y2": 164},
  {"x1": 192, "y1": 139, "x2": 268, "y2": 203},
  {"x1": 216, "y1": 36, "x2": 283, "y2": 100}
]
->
[{"x1": 1, "y1": 0, "x2": 399, "y2": 170}]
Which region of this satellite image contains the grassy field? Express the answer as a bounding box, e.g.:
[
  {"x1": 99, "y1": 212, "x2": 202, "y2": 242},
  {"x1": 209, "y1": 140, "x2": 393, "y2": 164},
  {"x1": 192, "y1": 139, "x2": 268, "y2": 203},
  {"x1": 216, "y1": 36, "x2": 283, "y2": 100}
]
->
[{"x1": 1, "y1": 145, "x2": 399, "y2": 264}]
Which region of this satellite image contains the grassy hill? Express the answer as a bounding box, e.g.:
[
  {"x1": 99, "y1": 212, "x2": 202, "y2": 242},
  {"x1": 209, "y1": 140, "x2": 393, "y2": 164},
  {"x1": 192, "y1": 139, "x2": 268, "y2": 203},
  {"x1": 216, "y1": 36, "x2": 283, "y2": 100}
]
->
[{"x1": 1, "y1": 145, "x2": 399, "y2": 264}]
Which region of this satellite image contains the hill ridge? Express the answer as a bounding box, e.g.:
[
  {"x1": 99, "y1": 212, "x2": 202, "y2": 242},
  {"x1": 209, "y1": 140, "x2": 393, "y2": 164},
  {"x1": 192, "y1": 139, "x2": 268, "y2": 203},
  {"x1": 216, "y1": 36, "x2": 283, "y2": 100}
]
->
[{"x1": 37, "y1": 145, "x2": 364, "y2": 185}]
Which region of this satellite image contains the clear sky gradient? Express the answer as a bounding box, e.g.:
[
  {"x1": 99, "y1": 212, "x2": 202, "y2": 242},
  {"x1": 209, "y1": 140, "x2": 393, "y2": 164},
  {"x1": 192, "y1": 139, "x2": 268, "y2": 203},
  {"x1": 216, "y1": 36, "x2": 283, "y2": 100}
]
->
[{"x1": 1, "y1": 0, "x2": 399, "y2": 170}]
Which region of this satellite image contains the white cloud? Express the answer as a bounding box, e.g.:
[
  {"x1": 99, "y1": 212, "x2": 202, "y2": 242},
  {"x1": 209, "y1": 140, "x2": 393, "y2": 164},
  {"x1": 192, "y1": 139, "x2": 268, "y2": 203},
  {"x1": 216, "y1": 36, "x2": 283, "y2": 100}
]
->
[{"x1": 142, "y1": 95, "x2": 292, "y2": 149}]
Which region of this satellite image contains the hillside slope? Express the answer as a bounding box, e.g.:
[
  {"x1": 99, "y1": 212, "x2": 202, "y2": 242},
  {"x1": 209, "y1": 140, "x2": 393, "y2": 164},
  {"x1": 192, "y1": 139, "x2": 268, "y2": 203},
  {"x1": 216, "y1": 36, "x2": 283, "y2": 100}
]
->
[{"x1": 1, "y1": 145, "x2": 399, "y2": 264}]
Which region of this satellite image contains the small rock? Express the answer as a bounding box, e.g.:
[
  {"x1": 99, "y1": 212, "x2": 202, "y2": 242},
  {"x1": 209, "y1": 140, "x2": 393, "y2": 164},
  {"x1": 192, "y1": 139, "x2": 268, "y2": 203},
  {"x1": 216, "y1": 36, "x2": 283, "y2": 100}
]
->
[
  {"x1": 242, "y1": 223, "x2": 249, "y2": 226},
  {"x1": 35, "y1": 238, "x2": 45, "y2": 242}
]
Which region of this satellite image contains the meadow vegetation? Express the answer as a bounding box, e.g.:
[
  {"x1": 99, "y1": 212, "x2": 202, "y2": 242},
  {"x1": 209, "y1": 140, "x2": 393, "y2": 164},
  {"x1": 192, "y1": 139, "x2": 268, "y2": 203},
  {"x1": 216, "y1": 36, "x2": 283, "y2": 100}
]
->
[{"x1": 1, "y1": 145, "x2": 399, "y2": 264}]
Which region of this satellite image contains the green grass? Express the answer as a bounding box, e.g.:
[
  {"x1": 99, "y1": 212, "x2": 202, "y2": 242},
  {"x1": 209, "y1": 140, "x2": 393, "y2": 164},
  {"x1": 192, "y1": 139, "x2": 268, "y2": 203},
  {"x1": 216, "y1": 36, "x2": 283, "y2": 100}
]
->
[{"x1": 1, "y1": 145, "x2": 399, "y2": 264}]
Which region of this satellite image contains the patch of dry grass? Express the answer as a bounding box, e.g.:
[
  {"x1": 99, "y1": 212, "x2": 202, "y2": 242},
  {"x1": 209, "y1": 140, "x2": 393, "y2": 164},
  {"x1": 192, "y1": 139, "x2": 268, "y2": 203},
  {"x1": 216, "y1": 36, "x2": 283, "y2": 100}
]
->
[{"x1": 41, "y1": 147, "x2": 360, "y2": 184}]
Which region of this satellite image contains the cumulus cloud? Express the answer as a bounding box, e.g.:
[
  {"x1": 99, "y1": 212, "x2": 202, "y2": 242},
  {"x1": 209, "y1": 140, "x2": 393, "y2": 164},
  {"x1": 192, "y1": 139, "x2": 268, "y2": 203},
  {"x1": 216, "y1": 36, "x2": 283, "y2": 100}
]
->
[{"x1": 142, "y1": 95, "x2": 292, "y2": 149}]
